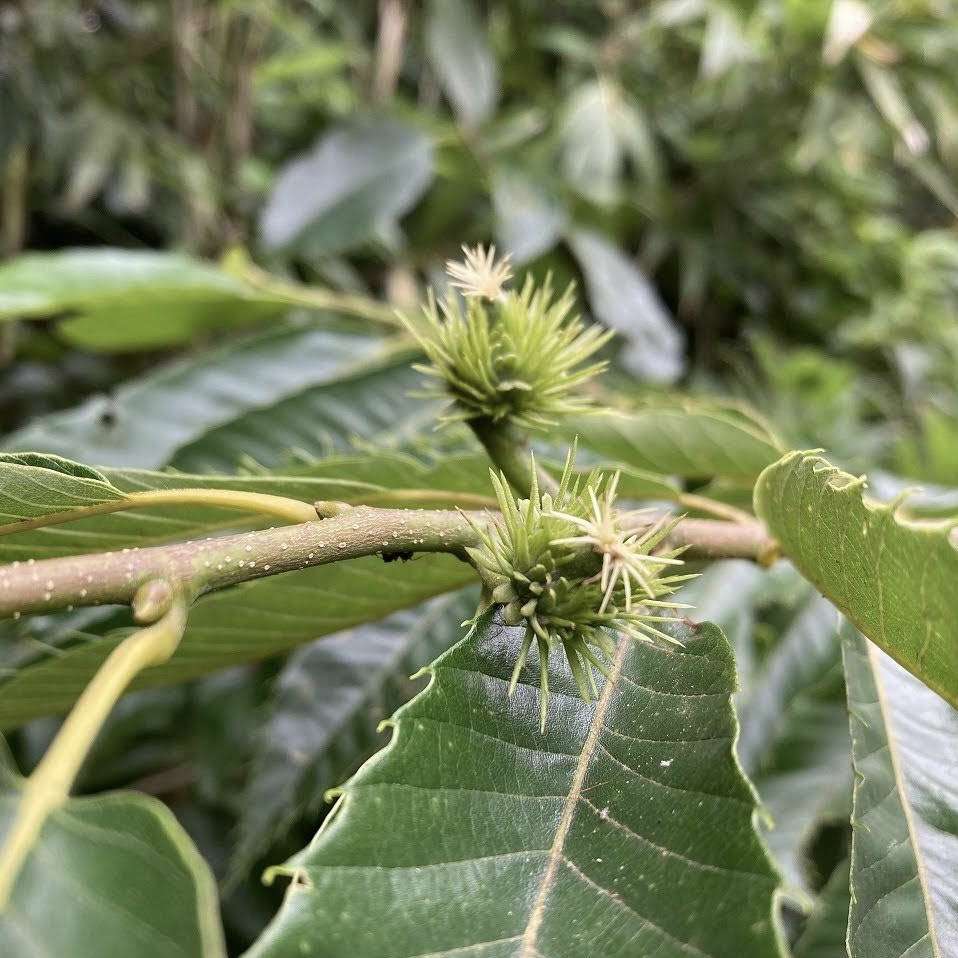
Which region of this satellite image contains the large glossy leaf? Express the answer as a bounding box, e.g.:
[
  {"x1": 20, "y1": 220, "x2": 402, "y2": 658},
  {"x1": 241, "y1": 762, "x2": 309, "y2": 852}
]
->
[
  {"x1": 230, "y1": 589, "x2": 477, "y2": 879},
  {"x1": 259, "y1": 118, "x2": 434, "y2": 255},
  {"x1": 566, "y1": 398, "x2": 783, "y2": 482},
  {"x1": 0, "y1": 771, "x2": 225, "y2": 957},
  {"x1": 754, "y1": 450, "x2": 958, "y2": 708},
  {"x1": 247, "y1": 614, "x2": 784, "y2": 958},
  {"x1": 0, "y1": 248, "x2": 287, "y2": 351},
  {"x1": 426, "y1": 0, "x2": 498, "y2": 127},
  {"x1": 568, "y1": 229, "x2": 684, "y2": 384},
  {"x1": 3, "y1": 325, "x2": 412, "y2": 469},
  {"x1": 842, "y1": 632, "x2": 958, "y2": 958}
]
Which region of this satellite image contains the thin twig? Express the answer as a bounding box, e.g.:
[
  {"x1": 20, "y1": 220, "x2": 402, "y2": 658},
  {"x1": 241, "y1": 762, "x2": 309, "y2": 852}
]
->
[
  {"x1": 469, "y1": 417, "x2": 559, "y2": 496},
  {"x1": 0, "y1": 488, "x2": 319, "y2": 538},
  {"x1": 675, "y1": 493, "x2": 754, "y2": 524}
]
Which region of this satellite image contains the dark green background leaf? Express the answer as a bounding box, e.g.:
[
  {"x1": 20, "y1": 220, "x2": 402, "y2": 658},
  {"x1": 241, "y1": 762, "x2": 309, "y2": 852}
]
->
[{"x1": 259, "y1": 119, "x2": 434, "y2": 254}]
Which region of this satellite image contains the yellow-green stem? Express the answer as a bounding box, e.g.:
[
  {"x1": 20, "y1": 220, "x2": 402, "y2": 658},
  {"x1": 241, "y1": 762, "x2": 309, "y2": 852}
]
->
[
  {"x1": 225, "y1": 250, "x2": 400, "y2": 327},
  {"x1": 0, "y1": 487, "x2": 318, "y2": 537},
  {"x1": 350, "y1": 488, "x2": 499, "y2": 510},
  {"x1": 675, "y1": 493, "x2": 754, "y2": 524},
  {"x1": 0, "y1": 588, "x2": 189, "y2": 909},
  {"x1": 470, "y1": 417, "x2": 557, "y2": 497}
]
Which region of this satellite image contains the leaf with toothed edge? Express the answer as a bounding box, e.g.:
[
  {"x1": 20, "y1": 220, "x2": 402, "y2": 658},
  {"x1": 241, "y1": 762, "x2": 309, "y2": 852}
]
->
[
  {"x1": 754, "y1": 450, "x2": 958, "y2": 708},
  {"x1": 228, "y1": 589, "x2": 479, "y2": 883},
  {"x1": 245, "y1": 613, "x2": 785, "y2": 958}
]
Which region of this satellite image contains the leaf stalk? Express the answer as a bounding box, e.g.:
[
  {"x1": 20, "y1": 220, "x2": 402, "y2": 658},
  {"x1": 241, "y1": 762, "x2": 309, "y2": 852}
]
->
[{"x1": 0, "y1": 586, "x2": 189, "y2": 908}]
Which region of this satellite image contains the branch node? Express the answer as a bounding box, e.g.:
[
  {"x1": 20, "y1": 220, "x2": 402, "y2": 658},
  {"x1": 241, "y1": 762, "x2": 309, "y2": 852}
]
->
[
  {"x1": 313, "y1": 501, "x2": 353, "y2": 518},
  {"x1": 132, "y1": 578, "x2": 175, "y2": 624}
]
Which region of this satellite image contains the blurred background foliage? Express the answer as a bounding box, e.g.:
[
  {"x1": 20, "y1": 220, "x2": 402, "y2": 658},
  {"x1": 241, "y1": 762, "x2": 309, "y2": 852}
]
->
[
  {"x1": 3, "y1": 0, "x2": 958, "y2": 472},
  {"x1": 2, "y1": 0, "x2": 958, "y2": 952}
]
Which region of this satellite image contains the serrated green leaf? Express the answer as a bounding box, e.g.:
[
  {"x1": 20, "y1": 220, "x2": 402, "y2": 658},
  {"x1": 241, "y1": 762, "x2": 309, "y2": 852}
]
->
[
  {"x1": 566, "y1": 398, "x2": 784, "y2": 482},
  {"x1": 247, "y1": 614, "x2": 784, "y2": 958},
  {"x1": 0, "y1": 248, "x2": 287, "y2": 351},
  {"x1": 0, "y1": 772, "x2": 225, "y2": 957},
  {"x1": 754, "y1": 450, "x2": 958, "y2": 708},
  {"x1": 259, "y1": 118, "x2": 434, "y2": 255},
  {"x1": 793, "y1": 858, "x2": 851, "y2": 958},
  {"x1": 230, "y1": 589, "x2": 478, "y2": 881},
  {"x1": 426, "y1": 0, "x2": 499, "y2": 127},
  {"x1": 842, "y1": 632, "x2": 958, "y2": 958}
]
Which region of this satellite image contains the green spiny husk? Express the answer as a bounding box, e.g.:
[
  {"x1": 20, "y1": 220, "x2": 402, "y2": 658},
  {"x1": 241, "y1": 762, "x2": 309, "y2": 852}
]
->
[
  {"x1": 464, "y1": 454, "x2": 690, "y2": 730},
  {"x1": 402, "y1": 274, "x2": 612, "y2": 430}
]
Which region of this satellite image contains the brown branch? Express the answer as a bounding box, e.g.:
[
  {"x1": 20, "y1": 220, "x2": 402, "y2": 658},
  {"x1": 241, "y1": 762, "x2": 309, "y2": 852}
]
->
[
  {"x1": 0, "y1": 507, "x2": 484, "y2": 619},
  {"x1": 669, "y1": 518, "x2": 780, "y2": 566},
  {"x1": 0, "y1": 506, "x2": 778, "y2": 621}
]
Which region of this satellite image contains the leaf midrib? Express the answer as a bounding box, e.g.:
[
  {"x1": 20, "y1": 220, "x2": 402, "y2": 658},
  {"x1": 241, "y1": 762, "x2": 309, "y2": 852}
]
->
[
  {"x1": 867, "y1": 642, "x2": 942, "y2": 958},
  {"x1": 518, "y1": 630, "x2": 630, "y2": 956}
]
